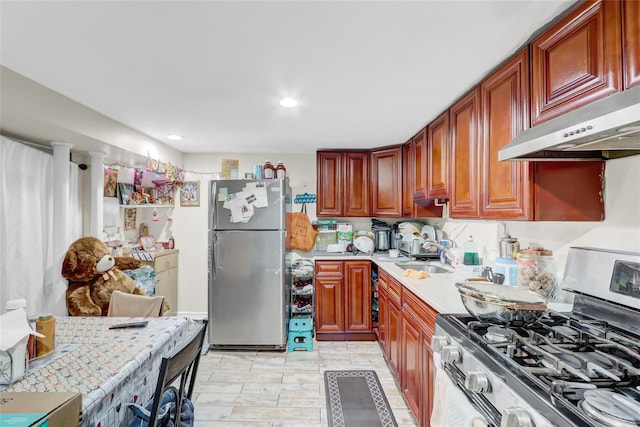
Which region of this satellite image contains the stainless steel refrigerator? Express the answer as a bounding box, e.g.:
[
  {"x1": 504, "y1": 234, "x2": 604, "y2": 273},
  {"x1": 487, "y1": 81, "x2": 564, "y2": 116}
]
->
[{"x1": 208, "y1": 178, "x2": 291, "y2": 349}]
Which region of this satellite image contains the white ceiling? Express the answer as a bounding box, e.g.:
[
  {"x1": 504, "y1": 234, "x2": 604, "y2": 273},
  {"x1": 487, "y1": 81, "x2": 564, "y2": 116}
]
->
[{"x1": 0, "y1": 0, "x2": 577, "y2": 156}]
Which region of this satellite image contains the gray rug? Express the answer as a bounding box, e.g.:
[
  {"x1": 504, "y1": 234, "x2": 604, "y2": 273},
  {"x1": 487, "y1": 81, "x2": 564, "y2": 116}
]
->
[{"x1": 324, "y1": 370, "x2": 398, "y2": 427}]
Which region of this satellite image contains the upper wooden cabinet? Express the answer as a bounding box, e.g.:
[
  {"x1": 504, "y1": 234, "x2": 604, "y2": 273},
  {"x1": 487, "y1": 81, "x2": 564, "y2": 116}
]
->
[
  {"x1": 402, "y1": 139, "x2": 444, "y2": 219},
  {"x1": 479, "y1": 48, "x2": 605, "y2": 221},
  {"x1": 412, "y1": 129, "x2": 428, "y2": 201},
  {"x1": 480, "y1": 48, "x2": 532, "y2": 219},
  {"x1": 402, "y1": 142, "x2": 414, "y2": 217},
  {"x1": 317, "y1": 151, "x2": 369, "y2": 217},
  {"x1": 531, "y1": 0, "x2": 622, "y2": 125},
  {"x1": 449, "y1": 88, "x2": 481, "y2": 218},
  {"x1": 623, "y1": 0, "x2": 640, "y2": 88},
  {"x1": 426, "y1": 111, "x2": 450, "y2": 199},
  {"x1": 370, "y1": 146, "x2": 403, "y2": 217}
]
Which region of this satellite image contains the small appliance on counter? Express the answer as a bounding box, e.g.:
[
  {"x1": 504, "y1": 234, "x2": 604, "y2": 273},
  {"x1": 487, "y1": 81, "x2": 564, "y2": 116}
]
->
[{"x1": 371, "y1": 219, "x2": 391, "y2": 252}]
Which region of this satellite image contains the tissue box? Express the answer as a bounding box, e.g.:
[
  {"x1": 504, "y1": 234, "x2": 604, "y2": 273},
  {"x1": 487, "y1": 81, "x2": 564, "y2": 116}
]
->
[
  {"x1": 0, "y1": 392, "x2": 82, "y2": 427},
  {"x1": 0, "y1": 337, "x2": 28, "y2": 385}
]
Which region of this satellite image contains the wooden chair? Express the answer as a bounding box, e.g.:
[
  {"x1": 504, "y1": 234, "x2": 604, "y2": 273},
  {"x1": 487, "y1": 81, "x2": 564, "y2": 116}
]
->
[
  {"x1": 129, "y1": 319, "x2": 208, "y2": 427},
  {"x1": 107, "y1": 290, "x2": 165, "y2": 317}
]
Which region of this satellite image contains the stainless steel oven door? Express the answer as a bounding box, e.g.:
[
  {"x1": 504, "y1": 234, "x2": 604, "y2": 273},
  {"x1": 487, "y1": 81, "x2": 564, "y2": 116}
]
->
[{"x1": 430, "y1": 353, "x2": 499, "y2": 427}]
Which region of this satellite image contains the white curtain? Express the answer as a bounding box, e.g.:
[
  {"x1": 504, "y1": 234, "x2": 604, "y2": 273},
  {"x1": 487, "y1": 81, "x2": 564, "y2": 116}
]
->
[{"x1": 0, "y1": 136, "x2": 79, "y2": 317}]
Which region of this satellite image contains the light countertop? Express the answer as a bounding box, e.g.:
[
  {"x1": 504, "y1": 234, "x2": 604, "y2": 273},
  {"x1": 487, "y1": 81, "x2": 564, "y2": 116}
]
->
[
  {"x1": 313, "y1": 252, "x2": 573, "y2": 315},
  {"x1": 314, "y1": 252, "x2": 468, "y2": 314}
]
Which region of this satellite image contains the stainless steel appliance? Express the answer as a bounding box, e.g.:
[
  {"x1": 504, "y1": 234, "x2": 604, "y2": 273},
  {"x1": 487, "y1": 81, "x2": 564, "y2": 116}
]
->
[
  {"x1": 499, "y1": 85, "x2": 640, "y2": 161},
  {"x1": 432, "y1": 247, "x2": 640, "y2": 427},
  {"x1": 374, "y1": 230, "x2": 390, "y2": 251},
  {"x1": 208, "y1": 178, "x2": 291, "y2": 349}
]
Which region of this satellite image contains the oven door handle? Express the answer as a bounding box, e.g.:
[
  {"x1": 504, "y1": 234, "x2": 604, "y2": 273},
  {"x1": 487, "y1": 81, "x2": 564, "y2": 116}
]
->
[{"x1": 442, "y1": 363, "x2": 502, "y2": 427}]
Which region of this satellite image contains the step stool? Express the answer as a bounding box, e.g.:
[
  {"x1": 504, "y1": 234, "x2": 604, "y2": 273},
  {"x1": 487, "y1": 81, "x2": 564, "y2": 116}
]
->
[{"x1": 287, "y1": 318, "x2": 313, "y2": 352}]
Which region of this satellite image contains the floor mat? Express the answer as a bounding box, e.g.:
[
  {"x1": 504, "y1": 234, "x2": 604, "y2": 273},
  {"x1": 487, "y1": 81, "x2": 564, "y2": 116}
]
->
[{"x1": 324, "y1": 370, "x2": 398, "y2": 427}]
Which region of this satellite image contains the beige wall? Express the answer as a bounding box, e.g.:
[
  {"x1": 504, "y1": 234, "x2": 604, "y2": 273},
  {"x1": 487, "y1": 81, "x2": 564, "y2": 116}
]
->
[{"x1": 173, "y1": 153, "x2": 640, "y2": 315}]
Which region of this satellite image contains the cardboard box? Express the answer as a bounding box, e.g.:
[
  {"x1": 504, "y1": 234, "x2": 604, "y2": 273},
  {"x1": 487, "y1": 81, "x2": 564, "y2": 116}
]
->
[{"x1": 0, "y1": 392, "x2": 82, "y2": 427}]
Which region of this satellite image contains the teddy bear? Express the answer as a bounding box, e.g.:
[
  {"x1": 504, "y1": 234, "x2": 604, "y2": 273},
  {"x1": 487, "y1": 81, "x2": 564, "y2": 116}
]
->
[{"x1": 61, "y1": 236, "x2": 147, "y2": 316}]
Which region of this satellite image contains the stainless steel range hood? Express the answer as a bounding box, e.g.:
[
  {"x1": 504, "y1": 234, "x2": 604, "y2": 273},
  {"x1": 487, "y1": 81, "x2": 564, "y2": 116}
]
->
[{"x1": 499, "y1": 85, "x2": 640, "y2": 161}]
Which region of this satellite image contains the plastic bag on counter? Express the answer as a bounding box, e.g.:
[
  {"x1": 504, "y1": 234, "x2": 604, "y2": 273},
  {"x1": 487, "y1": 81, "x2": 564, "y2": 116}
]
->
[{"x1": 124, "y1": 265, "x2": 157, "y2": 296}]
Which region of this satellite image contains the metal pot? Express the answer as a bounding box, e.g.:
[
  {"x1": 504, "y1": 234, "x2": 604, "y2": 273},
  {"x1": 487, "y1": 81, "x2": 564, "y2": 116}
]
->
[
  {"x1": 455, "y1": 281, "x2": 547, "y2": 324},
  {"x1": 499, "y1": 235, "x2": 520, "y2": 259},
  {"x1": 375, "y1": 230, "x2": 390, "y2": 251}
]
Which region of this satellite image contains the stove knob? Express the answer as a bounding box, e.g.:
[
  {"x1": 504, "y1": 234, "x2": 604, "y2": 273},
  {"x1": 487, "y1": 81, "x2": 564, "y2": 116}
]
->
[
  {"x1": 465, "y1": 371, "x2": 491, "y2": 393},
  {"x1": 431, "y1": 335, "x2": 449, "y2": 352},
  {"x1": 501, "y1": 407, "x2": 534, "y2": 427},
  {"x1": 440, "y1": 345, "x2": 461, "y2": 364}
]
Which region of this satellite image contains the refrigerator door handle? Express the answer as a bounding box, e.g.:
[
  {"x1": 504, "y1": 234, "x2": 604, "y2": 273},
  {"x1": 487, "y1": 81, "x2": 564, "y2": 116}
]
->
[{"x1": 209, "y1": 232, "x2": 216, "y2": 279}]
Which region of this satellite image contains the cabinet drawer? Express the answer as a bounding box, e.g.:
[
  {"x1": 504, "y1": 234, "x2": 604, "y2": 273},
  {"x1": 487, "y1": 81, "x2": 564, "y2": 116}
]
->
[
  {"x1": 378, "y1": 268, "x2": 389, "y2": 291},
  {"x1": 403, "y1": 288, "x2": 437, "y2": 336},
  {"x1": 315, "y1": 261, "x2": 344, "y2": 277},
  {"x1": 154, "y1": 251, "x2": 179, "y2": 273},
  {"x1": 388, "y1": 276, "x2": 402, "y2": 306}
]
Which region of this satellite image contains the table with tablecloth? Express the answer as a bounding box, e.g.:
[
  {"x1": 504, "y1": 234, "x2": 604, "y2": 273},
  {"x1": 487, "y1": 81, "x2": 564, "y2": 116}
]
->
[{"x1": 1, "y1": 316, "x2": 197, "y2": 426}]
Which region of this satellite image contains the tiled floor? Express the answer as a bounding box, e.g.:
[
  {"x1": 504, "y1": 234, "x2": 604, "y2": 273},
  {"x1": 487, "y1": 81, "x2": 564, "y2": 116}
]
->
[{"x1": 193, "y1": 340, "x2": 419, "y2": 427}]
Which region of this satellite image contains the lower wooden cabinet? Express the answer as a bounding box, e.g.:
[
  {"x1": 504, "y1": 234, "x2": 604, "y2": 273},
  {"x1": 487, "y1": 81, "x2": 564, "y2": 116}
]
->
[{"x1": 315, "y1": 260, "x2": 375, "y2": 341}]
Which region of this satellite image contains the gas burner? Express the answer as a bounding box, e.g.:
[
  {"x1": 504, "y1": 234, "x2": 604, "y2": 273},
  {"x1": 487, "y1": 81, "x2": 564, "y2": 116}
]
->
[
  {"x1": 580, "y1": 389, "x2": 640, "y2": 426},
  {"x1": 485, "y1": 325, "x2": 515, "y2": 343}
]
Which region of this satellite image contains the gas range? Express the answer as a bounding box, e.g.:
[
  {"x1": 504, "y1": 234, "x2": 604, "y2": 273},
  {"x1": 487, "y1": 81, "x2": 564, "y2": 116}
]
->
[{"x1": 432, "y1": 247, "x2": 640, "y2": 427}]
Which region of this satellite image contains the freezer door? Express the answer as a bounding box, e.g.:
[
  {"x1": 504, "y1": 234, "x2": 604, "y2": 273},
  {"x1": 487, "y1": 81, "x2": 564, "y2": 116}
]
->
[
  {"x1": 209, "y1": 179, "x2": 288, "y2": 230},
  {"x1": 208, "y1": 229, "x2": 287, "y2": 347}
]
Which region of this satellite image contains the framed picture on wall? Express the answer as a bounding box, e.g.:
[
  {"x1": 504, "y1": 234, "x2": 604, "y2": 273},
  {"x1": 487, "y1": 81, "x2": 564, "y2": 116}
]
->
[
  {"x1": 155, "y1": 182, "x2": 175, "y2": 205},
  {"x1": 104, "y1": 167, "x2": 118, "y2": 197},
  {"x1": 124, "y1": 208, "x2": 137, "y2": 231},
  {"x1": 180, "y1": 181, "x2": 200, "y2": 207},
  {"x1": 118, "y1": 183, "x2": 134, "y2": 205}
]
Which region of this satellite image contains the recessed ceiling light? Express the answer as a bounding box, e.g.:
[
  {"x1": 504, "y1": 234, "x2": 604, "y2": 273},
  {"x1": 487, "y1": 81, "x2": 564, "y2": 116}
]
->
[
  {"x1": 279, "y1": 97, "x2": 298, "y2": 108},
  {"x1": 167, "y1": 134, "x2": 183, "y2": 141}
]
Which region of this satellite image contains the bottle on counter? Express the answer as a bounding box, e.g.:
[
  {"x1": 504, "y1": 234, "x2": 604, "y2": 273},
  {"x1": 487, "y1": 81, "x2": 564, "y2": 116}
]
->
[
  {"x1": 263, "y1": 160, "x2": 275, "y2": 179},
  {"x1": 35, "y1": 314, "x2": 56, "y2": 357},
  {"x1": 168, "y1": 235, "x2": 175, "y2": 250},
  {"x1": 463, "y1": 235, "x2": 480, "y2": 265},
  {"x1": 275, "y1": 161, "x2": 287, "y2": 179}
]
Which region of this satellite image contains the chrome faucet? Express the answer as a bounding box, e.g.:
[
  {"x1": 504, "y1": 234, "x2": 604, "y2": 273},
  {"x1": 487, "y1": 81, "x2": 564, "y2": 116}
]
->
[{"x1": 421, "y1": 241, "x2": 451, "y2": 265}]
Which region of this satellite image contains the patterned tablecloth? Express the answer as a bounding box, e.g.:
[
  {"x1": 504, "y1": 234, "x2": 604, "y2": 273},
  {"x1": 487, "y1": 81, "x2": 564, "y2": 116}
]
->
[{"x1": 2, "y1": 316, "x2": 197, "y2": 427}]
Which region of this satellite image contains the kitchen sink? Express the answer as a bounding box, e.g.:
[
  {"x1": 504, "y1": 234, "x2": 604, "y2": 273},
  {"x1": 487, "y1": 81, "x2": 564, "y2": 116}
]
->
[{"x1": 394, "y1": 263, "x2": 453, "y2": 274}]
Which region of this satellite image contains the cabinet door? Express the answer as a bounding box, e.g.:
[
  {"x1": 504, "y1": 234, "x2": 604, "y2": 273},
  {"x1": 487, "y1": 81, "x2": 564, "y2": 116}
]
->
[
  {"x1": 531, "y1": 0, "x2": 621, "y2": 125},
  {"x1": 426, "y1": 111, "x2": 449, "y2": 200},
  {"x1": 343, "y1": 151, "x2": 370, "y2": 217},
  {"x1": 402, "y1": 142, "x2": 414, "y2": 217},
  {"x1": 344, "y1": 261, "x2": 371, "y2": 333},
  {"x1": 316, "y1": 151, "x2": 342, "y2": 216},
  {"x1": 422, "y1": 335, "x2": 435, "y2": 427},
  {"x1": 401, "y1": 311, "x2": 422, "y2": 425},
  {"x1": 623, "y1": 0, "x2": 640, "y2": 89},
  {"x1": 155, "y1": 268, "x2": 177, "y2": 316},
  {"x1": 480, "y1": 48, "x2": 532, "y2": 219},
  {"x1": 388, "y1": 298, "x2": 401, "y2": 379},
  {"x1": 413, "y1": 129, "x2": 427, "y2": 201},
  {"x1": 315, "y1": 276, "x2": 344, "y2": 334},
  {"x1": 449, "y1": 88, "x2": 481, "y2": 218},
  {"x1": 377, "y1": 286, "x2": 388, "y2": 356},
  {"x1": 371, "y1": 146, "x2": 402, "y2": 217}
]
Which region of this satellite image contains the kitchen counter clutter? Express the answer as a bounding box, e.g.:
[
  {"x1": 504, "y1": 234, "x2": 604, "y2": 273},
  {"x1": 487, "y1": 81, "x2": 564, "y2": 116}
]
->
[{"x1": 315, "y1": 252, "x2": 467, "y2": 313}]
